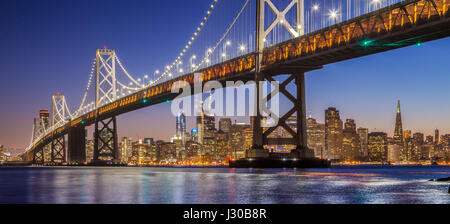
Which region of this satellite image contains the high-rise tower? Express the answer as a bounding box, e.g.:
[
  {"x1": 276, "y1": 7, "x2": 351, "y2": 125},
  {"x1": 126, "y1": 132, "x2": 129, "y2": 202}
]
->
[
  {"x1": 393, "y1": 100, "x2": 403, "y2": 146},
  {"x1": 325, "y1": 107, "x2": 343, "y2": 160}
]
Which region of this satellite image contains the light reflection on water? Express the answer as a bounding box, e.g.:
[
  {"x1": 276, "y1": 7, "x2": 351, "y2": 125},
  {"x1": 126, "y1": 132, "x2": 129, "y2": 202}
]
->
[{"x1": 0, "y1": 166, "x2": 448, "y2": 204}]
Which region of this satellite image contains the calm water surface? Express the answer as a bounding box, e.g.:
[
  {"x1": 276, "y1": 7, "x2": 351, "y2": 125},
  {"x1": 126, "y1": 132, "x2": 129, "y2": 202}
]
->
[{"x1": 0, "y1": 166, "x2": 449, "y2": 204}]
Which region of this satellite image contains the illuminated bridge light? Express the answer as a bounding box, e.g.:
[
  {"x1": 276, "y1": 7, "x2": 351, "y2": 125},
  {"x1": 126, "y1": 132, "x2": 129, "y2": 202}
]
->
[
  {"x1": 361, "y1": 39, "x2": 374, "y2": 47},
  {"x1": 166, "y1": 99, "x2": 171, "y2": 104},
  {"x1": 143, "y1": 99, "x2": 149, "y2": 104}
]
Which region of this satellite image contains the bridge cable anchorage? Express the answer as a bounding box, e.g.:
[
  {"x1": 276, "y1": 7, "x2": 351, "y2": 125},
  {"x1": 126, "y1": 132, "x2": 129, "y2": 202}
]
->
[
  {"x1": 194, "y1": 0, "x2": 250, "y2": 71},
  {"x1": 154, "y1": 0, "x2": 220, "y2": 84}
]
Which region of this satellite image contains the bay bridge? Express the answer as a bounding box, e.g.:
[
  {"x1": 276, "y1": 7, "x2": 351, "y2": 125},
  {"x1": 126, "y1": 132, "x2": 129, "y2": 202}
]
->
[{"x1": 23, "y1": 0, "x2": 450, "y2": 165}]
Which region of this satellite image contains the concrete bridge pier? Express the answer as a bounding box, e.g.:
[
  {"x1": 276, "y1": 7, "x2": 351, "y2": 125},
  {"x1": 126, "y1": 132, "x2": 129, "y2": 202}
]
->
[{"x1": 68, "y1": 126, "x2": 86, "y2": 164}]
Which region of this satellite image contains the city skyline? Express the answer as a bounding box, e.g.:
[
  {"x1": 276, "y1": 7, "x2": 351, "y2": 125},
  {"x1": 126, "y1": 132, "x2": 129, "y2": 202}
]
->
[{"x1": 1, "y1": 0, "x2": 450, "y2": 150}]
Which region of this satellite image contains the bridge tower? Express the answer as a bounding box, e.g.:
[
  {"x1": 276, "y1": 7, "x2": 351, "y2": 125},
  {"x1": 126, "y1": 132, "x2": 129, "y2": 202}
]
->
[
  {"x1": 93, "y1": 49, "x2": 119, "y2": 164},
  {"x1": 51, "y1": 94, "x2": 69, "y2": 163},
  {"x1": 249, "y1": 0, "x2": 314, "y2": 159}
]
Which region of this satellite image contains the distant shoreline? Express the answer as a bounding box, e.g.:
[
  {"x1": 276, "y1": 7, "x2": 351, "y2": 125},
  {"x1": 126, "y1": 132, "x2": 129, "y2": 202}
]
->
[{"x1": 1, "y1": 164, "x2": 449, "y2": 169}]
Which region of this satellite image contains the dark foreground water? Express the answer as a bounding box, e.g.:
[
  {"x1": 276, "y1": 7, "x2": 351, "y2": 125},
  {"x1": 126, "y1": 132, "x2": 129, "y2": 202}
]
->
[{"x1": 0, "y1": 166, "x2": 448, "y2": 204}]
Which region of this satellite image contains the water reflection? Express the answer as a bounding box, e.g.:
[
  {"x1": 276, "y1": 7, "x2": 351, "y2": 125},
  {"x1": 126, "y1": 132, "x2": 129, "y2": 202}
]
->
[{"x1": 0, "y1": 166, "x2": 448, "y2": 204}]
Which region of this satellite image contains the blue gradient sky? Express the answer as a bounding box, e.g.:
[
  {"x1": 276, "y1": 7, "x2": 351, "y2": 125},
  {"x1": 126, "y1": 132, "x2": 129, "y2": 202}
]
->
[{"x1": 1, "y1": 0, "x2": 449, "y2": 149}]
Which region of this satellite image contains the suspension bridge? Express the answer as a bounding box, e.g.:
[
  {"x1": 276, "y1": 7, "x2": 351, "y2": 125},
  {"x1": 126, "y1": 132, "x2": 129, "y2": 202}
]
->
[{"x1": 22, "y1": 0, "x2": 450, "y2": 165}]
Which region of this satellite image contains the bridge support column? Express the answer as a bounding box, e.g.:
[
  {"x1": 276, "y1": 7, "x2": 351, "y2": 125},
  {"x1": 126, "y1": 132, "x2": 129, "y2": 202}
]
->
[
  {"x1": 248, "y1": 72, "x2": 314, "y2": 159},
  {"x1": 51, "y1": 136, "x2": 66, "y2": 163},
  {"x1": 291, "y1": 72, "x2": 314, "y2": 158},
  {"x1": 93, "y1": 116, "x2": 119, "y2": 164},
  {"x1": 248, "y1": 71, "x2": 269, "y2": 158},
  {"x1": 68, "y1": 126, "x2": 86, "y2": 164},
  {"x1": 33, "y1": 147, "x2": 44, "y2": 164}
]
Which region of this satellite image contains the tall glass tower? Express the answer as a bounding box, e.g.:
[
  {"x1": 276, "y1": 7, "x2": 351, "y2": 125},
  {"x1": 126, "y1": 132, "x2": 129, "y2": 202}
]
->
[{"x1": 176, "y1": 113, "x2": 186, "y2": 137}]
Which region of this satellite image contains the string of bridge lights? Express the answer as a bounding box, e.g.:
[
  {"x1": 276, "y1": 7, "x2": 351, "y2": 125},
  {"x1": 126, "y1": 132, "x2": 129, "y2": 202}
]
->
[
  {"x1": 75, "y1": 59, "x2": 96, "y2": 117},
  {"x1": 153, "y1": 0, "x2": 219, "y2": 85},
  {"x1": 194, "y1": 0, "x2": 250, "y2": 71}
]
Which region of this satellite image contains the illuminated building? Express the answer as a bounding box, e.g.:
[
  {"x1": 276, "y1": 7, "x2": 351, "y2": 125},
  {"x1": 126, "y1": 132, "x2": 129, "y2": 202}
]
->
[
  {"x1": 357, "y1": 128, "x2": 369, "y2": 159},
  {"x1": 393, "y1": 100, "x2": 403, "y2": 146},
  {"x1": 434, "y1": 129, "x2": 440, "y2": 144},
  {"x1": 230, "y1": 122, "x2": 250, "y2": 159},
  {"x1": 191, "y1": 129, "x2": 199, "y2": 142},
  {"x1": 342, "y1": 119, "x2": 361, "y2": 161},
  {"x1": 0, "y1": 145, "x2": 4, "y2": 162},
  {"x1": 131, "y1": 140, "x2": 149, "y2": 165},
  {"x1": 409, "y1": 133, "x2": 424, "y2": 161},
  {"x1": 196, "y1": 103, "x2": 216, "y2": 144},
  {"x1": 144, "y1": 138, "x2": 154, "y2": 146},
  {"x1": 176, "y1": 113, "x2": 187, "y2": 144},
  {"x1": 185, "y1": 141, "x2": 201, "y2": 160},
  {"x1": 403, "y1": 130, "x2": 412, "y2": 139},
  {"x1": 402, "y1": 137, "x2": 413, "y2": 161},
  {"x1": 425, "y1": 136, "x2": 434, "y2": 144},
  {"x1": 216, "y1": 130, "x2": 228, "y2": 141},
  {"x1": 202, "y1": 137, "x2": 216, "y2": 158},
  {"x1": 368, "y1": 132, "x2": 388, "y2": 162},
  {"x1": 219, "y1": 118, "x2": 232, "y2": 134},
  {"x1": 85, "y1": 140, "x2": 94, "y2": 162},
  {"x1": 243, "y1": 128, "x2": 253, "y2": 154},
  {"x1": 388, "y1": 144, "x2": 401, "y2": 162},
  {"x1": 120, "y1": 137, "x2": 133, "y2": 163},
  {"x1": 325, "y1": 107, "x2": 343, "y2": 160},
  {"x1": 307, "y1": 117, "x2": 325, "y2": 158},
  {"x1": 158, "y1": 142, "x2": 177, "y2": 163}
]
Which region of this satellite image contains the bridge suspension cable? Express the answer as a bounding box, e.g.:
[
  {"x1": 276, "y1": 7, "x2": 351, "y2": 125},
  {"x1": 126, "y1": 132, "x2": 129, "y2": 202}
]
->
[
  {"x1": 74, "y1": 59, "x2": 96, "y2": 117},
  {"x1": 154, "y1": 0, "x2": 220, "y2": 84},
  {"x1": 115, "y1": 55, "x2": 145, "y2": 88},
  {"x1": 194, "y1": 0, "x2": 250, "y2": 71}
]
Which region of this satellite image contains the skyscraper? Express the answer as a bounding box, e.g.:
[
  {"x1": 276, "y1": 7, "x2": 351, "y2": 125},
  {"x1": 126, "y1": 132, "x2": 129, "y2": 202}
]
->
[
  {"x1": 357, "y1": 128, "x2": 369, "y2": 159},
  {"x1": 307, "y1": 117, "x2": 325, "y2": 158},
  {"x1": 393, "y1": 100, "x2": 403, "y2": 146},
  {"x1": 219, "y1": 118, "x2": 232, "y2": 134},
  {"x1": 176, "y1": 113, "x2": 186, "y2": 136},
  {"x1": 325, "y1": 107, "x2": 343, "y2": 160},
  {"x1": 196, "y1": 102, "x2": 216, "y2": 144},
  {"x1": 435, "y1": 129, "x2": 440, "y2": 144},
  {"x1": 175, "y1": 113, "x2": 187, "y2": 145},
  {"x1": 342, "y1": 119, "x2": 361, "y2": 161},
  {"x1": 368, "y1": 132, "x2": 388, "y2": 162}
]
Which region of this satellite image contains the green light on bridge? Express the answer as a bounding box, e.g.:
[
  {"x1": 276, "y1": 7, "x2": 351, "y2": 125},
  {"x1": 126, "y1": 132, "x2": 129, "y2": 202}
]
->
[
  {"x1": 143, "y1": 99, "x2": 149, "y2": 104},
  {"x1": 166, "y1": 99, "x2": 171, "y2": 104},
  {"x1": 417, "y1": 42, "x2": 422, "y2": 47},
  {"x1": 361, "y1": 40, "x2": 374, "y2": 47}
]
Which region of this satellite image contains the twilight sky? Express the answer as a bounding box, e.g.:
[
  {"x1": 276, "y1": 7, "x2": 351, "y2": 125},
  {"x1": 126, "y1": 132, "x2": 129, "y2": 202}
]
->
[{"x1": 1, "y1": 0, "x2": 449, "y2": 150}]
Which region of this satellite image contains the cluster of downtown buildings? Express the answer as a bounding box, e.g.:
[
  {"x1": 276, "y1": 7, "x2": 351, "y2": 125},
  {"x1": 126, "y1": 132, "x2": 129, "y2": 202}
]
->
[
  {"x1": 310, "y1": 102, "x2": 450, "y2": 164},
  {"x1": 84, "y1": 101, "x2": 450, "y2": 165},
  {"x1": 3, "y1": 101, "x2": 450, "y2": 165}
]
